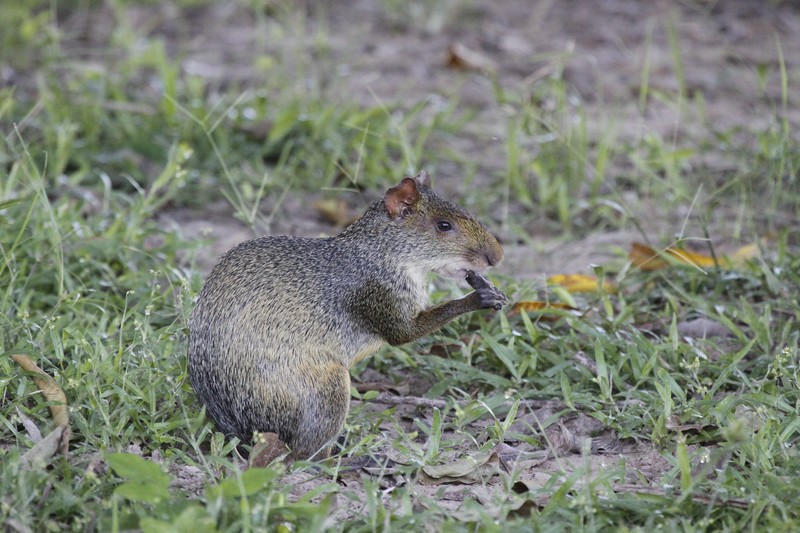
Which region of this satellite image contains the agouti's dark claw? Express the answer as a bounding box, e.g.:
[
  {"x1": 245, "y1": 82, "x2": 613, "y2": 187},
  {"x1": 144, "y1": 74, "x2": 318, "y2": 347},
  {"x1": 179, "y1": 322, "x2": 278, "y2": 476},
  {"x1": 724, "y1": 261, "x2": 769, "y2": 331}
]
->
[
  {"x1": 466, "y1": 270, "x2": 507, "y2": 310},
  {"x1": 465, "y1": 270, "x2": 491, "y2": 290}
]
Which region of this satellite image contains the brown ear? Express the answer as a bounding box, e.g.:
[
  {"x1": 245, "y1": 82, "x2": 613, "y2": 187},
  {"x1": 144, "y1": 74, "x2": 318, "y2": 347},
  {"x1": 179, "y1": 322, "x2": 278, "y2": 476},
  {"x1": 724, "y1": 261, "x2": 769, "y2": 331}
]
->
[
  {"x1": 384, "y1": 177, "x2": 420, "y2": 219},
  {"x1": 414, "y1": 170, "x2": 431, "y2": 188}
]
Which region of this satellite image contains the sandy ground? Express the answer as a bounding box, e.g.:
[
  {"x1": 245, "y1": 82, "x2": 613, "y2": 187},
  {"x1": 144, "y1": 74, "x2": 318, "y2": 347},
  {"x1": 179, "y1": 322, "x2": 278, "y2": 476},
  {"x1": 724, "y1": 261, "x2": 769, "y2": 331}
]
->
[{"x1": 137, "y1": 0, "x2": 800, "y2": 276}]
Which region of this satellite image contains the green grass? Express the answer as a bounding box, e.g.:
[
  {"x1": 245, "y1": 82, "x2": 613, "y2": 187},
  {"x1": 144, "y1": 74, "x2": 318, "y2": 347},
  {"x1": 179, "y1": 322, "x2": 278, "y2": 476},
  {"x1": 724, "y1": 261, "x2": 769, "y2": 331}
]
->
[{"x1": 2, "y1": 1, "x2": 800, "y2": 531}]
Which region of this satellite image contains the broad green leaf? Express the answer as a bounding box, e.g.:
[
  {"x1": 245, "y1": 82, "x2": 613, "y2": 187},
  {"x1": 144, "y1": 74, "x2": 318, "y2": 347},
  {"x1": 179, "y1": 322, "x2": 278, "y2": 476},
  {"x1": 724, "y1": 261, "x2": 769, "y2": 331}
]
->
[
  {"x1": 115, "y1": 480, "x2": 170, "y2": 503},
  {"x1": 210, "y1": 467, "x2": 277, "y2": 499},
  {"x1": 141, "y1": 506, "x2": 217, "y2": 533},
  {"x1": 106, "y1": 453, "x2": 170, "y2": 486}
]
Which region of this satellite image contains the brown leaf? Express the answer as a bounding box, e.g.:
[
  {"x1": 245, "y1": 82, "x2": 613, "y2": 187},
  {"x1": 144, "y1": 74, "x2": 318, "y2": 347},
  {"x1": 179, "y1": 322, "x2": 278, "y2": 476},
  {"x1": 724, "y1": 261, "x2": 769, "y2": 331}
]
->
[
  {"x1": 629, "y1": 242, "x2": 670, "y2": 271},
  {"x1": 12, "y1": 354, "x2": 70, "y2": 455},
  {"x1": 247, "y1": 432, "x2": 290, "y2": 468}
]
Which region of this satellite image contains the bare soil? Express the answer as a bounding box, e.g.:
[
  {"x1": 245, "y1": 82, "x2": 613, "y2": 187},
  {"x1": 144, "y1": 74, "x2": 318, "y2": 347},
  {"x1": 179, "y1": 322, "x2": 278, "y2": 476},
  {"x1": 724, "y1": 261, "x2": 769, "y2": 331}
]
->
[{"x1": 144, "y1": 0, "x2": 800, "y2": 276}]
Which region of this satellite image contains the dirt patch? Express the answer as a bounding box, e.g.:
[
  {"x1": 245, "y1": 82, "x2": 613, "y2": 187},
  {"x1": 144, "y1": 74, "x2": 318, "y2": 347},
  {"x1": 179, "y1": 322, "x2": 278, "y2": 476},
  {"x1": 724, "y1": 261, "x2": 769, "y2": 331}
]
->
[{"x1": 119, "y1": 0, "x2": 800, "y2": 273}]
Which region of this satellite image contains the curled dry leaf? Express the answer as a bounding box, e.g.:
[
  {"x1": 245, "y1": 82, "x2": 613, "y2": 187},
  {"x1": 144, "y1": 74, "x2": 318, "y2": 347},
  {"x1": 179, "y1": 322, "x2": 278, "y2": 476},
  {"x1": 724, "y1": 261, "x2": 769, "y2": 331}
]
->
[
  {"x1": 12, "y1": 354, "x2": 70, "y2": 456},
  {"x1": 547, "y1": 274, "x2": 616, "y2": 293}
]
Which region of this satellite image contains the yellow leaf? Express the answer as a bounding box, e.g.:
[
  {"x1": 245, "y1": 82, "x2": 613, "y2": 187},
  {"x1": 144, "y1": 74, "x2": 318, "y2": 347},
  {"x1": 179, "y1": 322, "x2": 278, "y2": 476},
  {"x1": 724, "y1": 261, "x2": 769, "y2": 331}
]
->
[
  {"x1": 730, "y1": 243, "x2": 759, "y2": 265},
  {"x1": 667, "y1": 248, "x2": 729, "y2": 269},
  {"x1": 511, "y1": 301, "x2": 577, "y2": 314},
  {"x1": 547, "y1": 274, "x2": 616, "y2": 293},
  {"x1": 629, "y1": 242, "x2": 733, "y2": 271}
]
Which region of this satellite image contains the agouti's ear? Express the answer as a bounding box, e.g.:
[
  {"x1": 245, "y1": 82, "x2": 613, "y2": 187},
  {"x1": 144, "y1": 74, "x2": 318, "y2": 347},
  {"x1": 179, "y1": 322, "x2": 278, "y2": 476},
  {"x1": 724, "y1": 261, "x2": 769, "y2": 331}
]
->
[
  {"x1": 384, "y1": 177, "x2": 420, "y2": 219},
  {"x1": 413, "y1": 170, "x2": 431, "y2": 188}
]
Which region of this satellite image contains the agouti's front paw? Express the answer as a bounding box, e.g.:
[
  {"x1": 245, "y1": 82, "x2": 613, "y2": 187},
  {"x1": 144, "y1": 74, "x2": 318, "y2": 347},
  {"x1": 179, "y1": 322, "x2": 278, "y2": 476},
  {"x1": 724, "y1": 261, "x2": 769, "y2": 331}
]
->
[{"x1": 466, "y1": 270, "x2": 509, "y2": 311}]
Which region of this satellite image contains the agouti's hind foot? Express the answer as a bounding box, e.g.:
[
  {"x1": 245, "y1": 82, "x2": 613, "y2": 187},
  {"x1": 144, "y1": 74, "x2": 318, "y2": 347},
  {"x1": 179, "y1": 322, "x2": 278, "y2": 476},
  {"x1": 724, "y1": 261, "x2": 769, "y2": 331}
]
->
[{"x1": 247, "y1": 432, "x2": 291, "y2": 469}]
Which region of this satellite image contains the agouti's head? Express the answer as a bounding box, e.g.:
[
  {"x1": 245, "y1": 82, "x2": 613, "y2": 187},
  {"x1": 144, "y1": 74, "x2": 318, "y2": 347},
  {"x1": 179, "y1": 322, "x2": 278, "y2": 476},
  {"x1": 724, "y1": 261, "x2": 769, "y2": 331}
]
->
[{"x1": 383, "y1": 171, "x2": 504, "y2": 279}]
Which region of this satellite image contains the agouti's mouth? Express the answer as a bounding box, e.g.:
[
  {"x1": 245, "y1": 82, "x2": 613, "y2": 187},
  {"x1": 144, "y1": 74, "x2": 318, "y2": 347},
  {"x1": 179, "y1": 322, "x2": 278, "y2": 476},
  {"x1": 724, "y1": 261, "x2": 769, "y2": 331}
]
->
[{"x1": 435, "y1": 265, "x2": 484, "y2": 280}]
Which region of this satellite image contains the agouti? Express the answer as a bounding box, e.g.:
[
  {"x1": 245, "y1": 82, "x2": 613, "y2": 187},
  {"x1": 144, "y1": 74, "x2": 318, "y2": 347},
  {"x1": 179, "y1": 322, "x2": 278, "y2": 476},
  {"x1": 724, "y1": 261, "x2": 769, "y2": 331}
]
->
[{"x1": 188, "y1": 171, "x2": 507, "y2": 461}]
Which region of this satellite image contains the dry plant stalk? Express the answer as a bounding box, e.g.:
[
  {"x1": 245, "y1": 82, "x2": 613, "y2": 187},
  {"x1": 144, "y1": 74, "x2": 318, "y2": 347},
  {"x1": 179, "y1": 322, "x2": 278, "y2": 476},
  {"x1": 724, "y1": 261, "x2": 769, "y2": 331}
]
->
[{"x1": 12, "y1": 354, "x2": 71, "y2": 455}]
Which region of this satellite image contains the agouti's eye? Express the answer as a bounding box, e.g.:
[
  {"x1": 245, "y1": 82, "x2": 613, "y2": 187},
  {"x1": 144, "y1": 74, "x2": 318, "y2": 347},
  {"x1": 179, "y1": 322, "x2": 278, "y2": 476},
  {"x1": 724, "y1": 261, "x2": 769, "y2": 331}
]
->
[{"x1": 436, "y1": 221, "x2": 452, "y2": 232}]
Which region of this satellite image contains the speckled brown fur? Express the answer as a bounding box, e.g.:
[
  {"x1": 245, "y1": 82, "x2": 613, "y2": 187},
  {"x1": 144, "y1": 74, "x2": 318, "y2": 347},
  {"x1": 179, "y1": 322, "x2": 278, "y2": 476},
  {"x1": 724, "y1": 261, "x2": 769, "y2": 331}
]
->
[{"x1": 188, "y1": 171, "x2": 508, "y2": 460}]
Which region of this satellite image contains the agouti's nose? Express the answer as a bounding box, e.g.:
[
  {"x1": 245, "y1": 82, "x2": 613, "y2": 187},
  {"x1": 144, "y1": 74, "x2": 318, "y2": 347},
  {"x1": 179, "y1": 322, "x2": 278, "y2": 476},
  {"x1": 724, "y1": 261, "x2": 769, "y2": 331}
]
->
[{"x1": 484, "y1": 244, "x2": 504, "y2": 267}]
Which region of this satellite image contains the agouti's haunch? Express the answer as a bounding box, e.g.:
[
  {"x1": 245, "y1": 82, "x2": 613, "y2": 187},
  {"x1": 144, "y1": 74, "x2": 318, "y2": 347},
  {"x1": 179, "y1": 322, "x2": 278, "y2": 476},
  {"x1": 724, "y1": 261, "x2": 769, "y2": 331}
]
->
[{"x1": 188, "y1": 171, "x2": 508, "y2": 460}]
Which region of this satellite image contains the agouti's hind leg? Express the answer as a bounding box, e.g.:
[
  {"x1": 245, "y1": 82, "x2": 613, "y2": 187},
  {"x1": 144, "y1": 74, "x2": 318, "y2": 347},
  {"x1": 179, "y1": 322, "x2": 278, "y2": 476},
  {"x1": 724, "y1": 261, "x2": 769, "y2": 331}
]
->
[{"x1": 289, "y1": 361, "x2": 351, "y2": 461}]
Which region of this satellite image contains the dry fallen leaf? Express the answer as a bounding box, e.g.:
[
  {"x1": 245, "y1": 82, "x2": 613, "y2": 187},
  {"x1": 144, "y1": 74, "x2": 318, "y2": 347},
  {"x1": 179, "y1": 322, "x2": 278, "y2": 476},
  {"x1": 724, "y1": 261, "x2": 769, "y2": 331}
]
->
[
  {"x1": 629, "y1": 242, "x2": 670, "y2": 271},
  {"x1": 12, "y1": 354, "x2": 70, "y2": 456},
  {"x1": 421, "y1": 451, "x2": 500, "y2": 485},
  {"x1": 628, "y1": 242, "x2": 758, "y2": 271},
  {"x1": 510, "y1": 301, "x2": 577, "y2": 315},
  {"x1": 548, "y1": 274, "x2": 616, "y2": 293},
  {"x1": 20, "y1": 426, "x2": 65, "y2": 470},
  {"x1": 247, "y1": 432, "x2": 290, "y2": 469}
]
